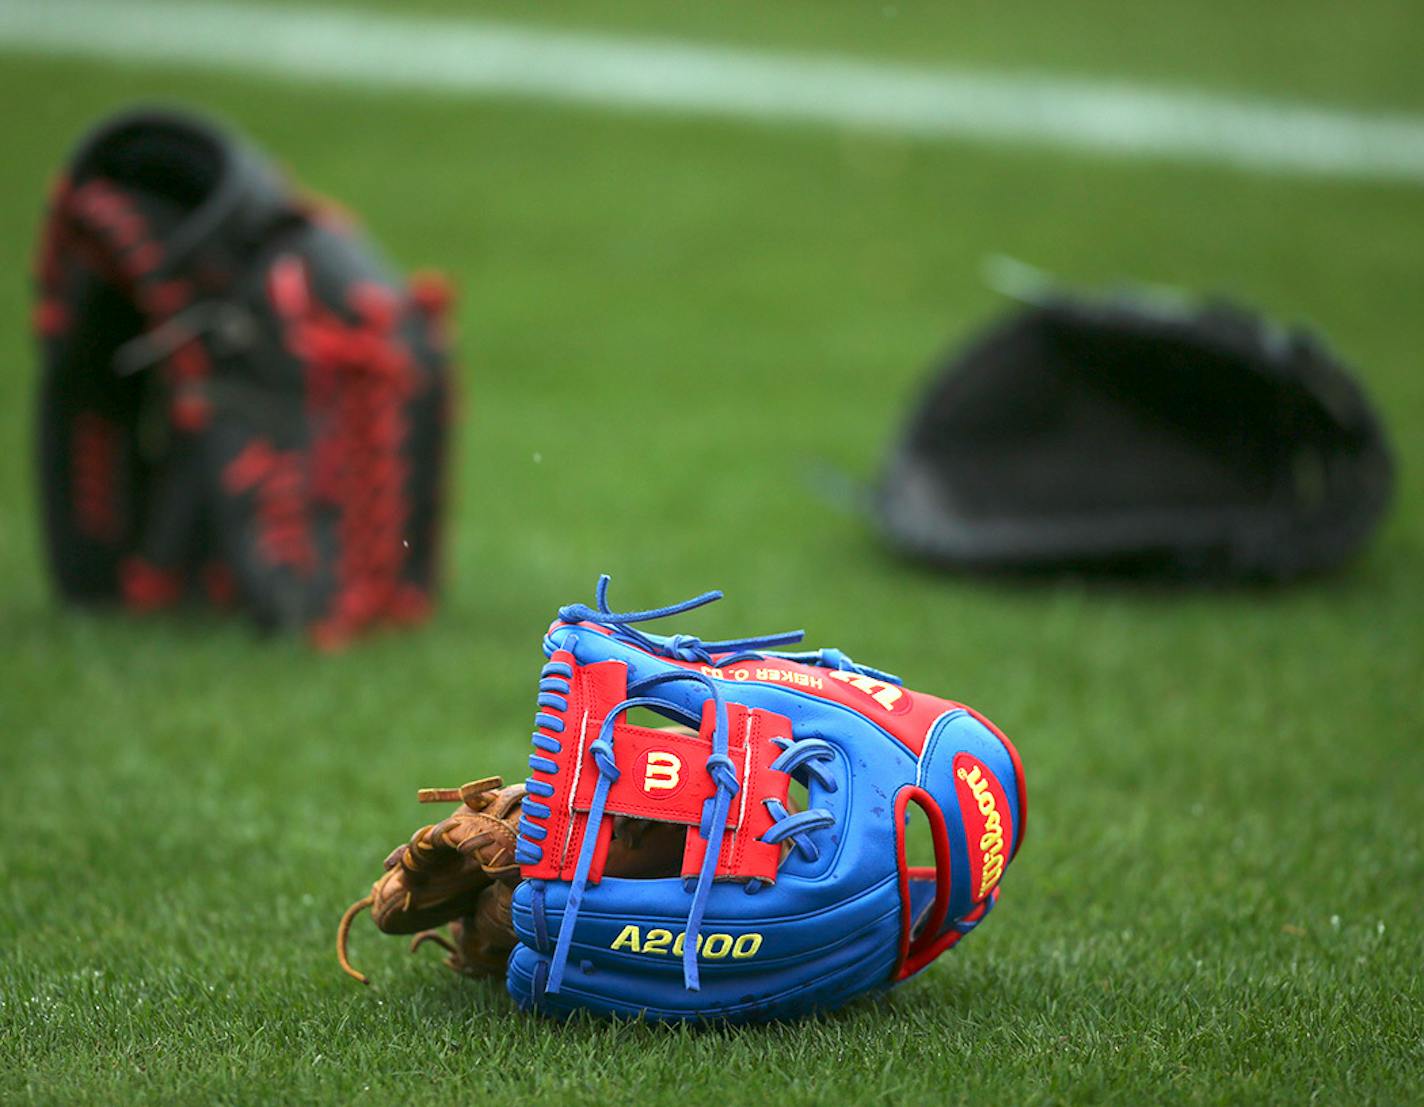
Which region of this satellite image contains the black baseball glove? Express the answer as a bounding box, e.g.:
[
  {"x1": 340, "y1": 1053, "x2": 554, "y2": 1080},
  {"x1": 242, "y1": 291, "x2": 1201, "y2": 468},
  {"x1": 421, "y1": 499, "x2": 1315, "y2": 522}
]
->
[
  {"x1": 34, "y1": 107, "x2": 454, "y2": 645},
  {"x1": 877, "y1": 289, "x2": 1395, "y2": 580}
]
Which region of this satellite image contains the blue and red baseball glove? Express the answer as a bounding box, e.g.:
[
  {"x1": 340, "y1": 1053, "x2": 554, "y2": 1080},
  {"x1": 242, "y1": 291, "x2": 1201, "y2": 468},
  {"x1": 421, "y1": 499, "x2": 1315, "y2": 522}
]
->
[{"x1": 339, "y1": 576, "x2": 1026, "y2": 1022}]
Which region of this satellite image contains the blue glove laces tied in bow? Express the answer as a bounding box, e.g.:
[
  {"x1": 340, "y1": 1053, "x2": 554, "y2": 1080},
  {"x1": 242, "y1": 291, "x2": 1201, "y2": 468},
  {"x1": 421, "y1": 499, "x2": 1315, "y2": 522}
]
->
[
  {"x1": 557, "y1": 575, "x2": 901, "y2": 682},
  {"x1": 556, "y1": 573, "x2": 805, "y2": 664}
]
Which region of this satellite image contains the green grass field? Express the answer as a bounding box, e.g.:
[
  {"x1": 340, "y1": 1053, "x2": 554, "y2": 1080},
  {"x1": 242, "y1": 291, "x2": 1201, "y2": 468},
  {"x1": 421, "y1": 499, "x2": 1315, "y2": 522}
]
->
[{"x1": 2, "y1": 2, "x2": 1422, "y2": 1103}]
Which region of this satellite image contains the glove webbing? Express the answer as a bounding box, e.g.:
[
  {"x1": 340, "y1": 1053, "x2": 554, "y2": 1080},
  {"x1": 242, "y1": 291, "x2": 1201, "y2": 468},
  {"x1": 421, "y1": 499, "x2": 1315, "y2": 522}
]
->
[{"x1": 528, "y1": 577, "x2": 840, "y2": 994}]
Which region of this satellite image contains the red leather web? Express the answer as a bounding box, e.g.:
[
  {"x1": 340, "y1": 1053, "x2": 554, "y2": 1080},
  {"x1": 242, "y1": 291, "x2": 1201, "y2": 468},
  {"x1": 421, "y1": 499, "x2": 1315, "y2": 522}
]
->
[{"x1": 521, "y1": 651, "x2": 793, "y2": 886}]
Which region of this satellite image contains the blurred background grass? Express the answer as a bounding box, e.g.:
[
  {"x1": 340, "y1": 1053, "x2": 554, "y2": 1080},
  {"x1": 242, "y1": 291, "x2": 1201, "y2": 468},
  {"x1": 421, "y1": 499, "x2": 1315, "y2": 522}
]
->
[{"x1": 0, "y1": 2, "x2": 1421, "y2": 1103}]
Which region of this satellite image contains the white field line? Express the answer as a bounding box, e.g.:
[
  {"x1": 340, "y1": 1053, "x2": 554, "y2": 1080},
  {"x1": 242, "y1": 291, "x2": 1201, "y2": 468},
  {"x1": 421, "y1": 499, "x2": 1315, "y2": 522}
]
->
[{"x1": 3, "y1": 0, "x2": 1424, "y2": 184}]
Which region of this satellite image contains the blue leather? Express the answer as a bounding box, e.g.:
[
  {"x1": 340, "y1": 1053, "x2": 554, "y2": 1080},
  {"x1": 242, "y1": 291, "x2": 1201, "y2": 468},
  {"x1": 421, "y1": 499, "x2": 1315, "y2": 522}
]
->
[{"x1": 507, "y1": 621, "x2": 1023, "y2": 1022}]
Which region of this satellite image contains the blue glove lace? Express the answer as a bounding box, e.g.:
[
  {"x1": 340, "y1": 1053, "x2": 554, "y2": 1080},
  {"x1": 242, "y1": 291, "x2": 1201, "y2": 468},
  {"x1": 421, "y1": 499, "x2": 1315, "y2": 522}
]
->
[{"x1": 555, "y1": 573, "x2": 805, "y2": 663}]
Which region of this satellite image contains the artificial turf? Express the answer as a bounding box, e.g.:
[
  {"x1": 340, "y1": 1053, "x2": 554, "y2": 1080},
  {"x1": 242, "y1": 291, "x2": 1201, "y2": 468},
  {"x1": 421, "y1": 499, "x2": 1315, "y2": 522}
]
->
[{"x1": 1, "y1": 3, "x2": 1421, "y2": 1103}]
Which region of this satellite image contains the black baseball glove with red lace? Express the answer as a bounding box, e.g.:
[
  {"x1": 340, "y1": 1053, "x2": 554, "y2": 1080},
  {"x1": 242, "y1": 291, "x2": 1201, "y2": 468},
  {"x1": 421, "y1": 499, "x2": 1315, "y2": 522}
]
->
[{"x1": 34, "y1": 107, "x2": 454, "y2": 646}]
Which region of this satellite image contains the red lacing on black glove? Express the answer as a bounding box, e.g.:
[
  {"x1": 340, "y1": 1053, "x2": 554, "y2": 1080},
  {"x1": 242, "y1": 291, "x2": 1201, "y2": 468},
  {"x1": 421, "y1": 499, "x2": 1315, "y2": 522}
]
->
[
  {"x1": 119, "y1": 557, "x2": 184, "y2": 611},
  {"x1": 69, "y1": 411, "x2": 122, "y2": 543},
  {"x1": 222, "y1": 440, "x2": 319, "y2": 574},
  {"x1": 201, "y1": 561, "x2": 238, "y2": 608},
  {"x1": 33, "y1": 299, "x2": 69, "y2": 336},
  {"x1": 44, "y1": 178, "x2": 210, "y2": 432},
  {"x1": 269, "y1": 256, "x2": 426, "y2": 649}
]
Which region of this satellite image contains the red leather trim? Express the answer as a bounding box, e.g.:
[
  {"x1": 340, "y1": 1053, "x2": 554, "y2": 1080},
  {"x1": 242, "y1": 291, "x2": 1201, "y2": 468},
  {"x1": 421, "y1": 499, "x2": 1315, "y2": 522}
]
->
[
  {"x1": 549, "y1": 620, "x2": 957, "y2": 758},
  {"x1": 893, "y1": 785, "x2": 953, "y2": 982},
  {"x1": 903, "y1": 892, "x2": 994, "y2": 972}
]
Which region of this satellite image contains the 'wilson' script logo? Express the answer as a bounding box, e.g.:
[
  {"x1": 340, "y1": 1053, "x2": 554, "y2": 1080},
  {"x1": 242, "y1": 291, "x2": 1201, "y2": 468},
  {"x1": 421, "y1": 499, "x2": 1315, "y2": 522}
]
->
[{"x1": 954, "y1": 755, "x2": 1010, "y2": 900}]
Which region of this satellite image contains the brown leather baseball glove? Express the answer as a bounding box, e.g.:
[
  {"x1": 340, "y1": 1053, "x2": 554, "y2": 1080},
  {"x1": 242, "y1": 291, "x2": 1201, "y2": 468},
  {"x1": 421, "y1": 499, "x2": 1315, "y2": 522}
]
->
[{"x1": 337, "y1": 775, "x2": 685, "y2": 984}]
